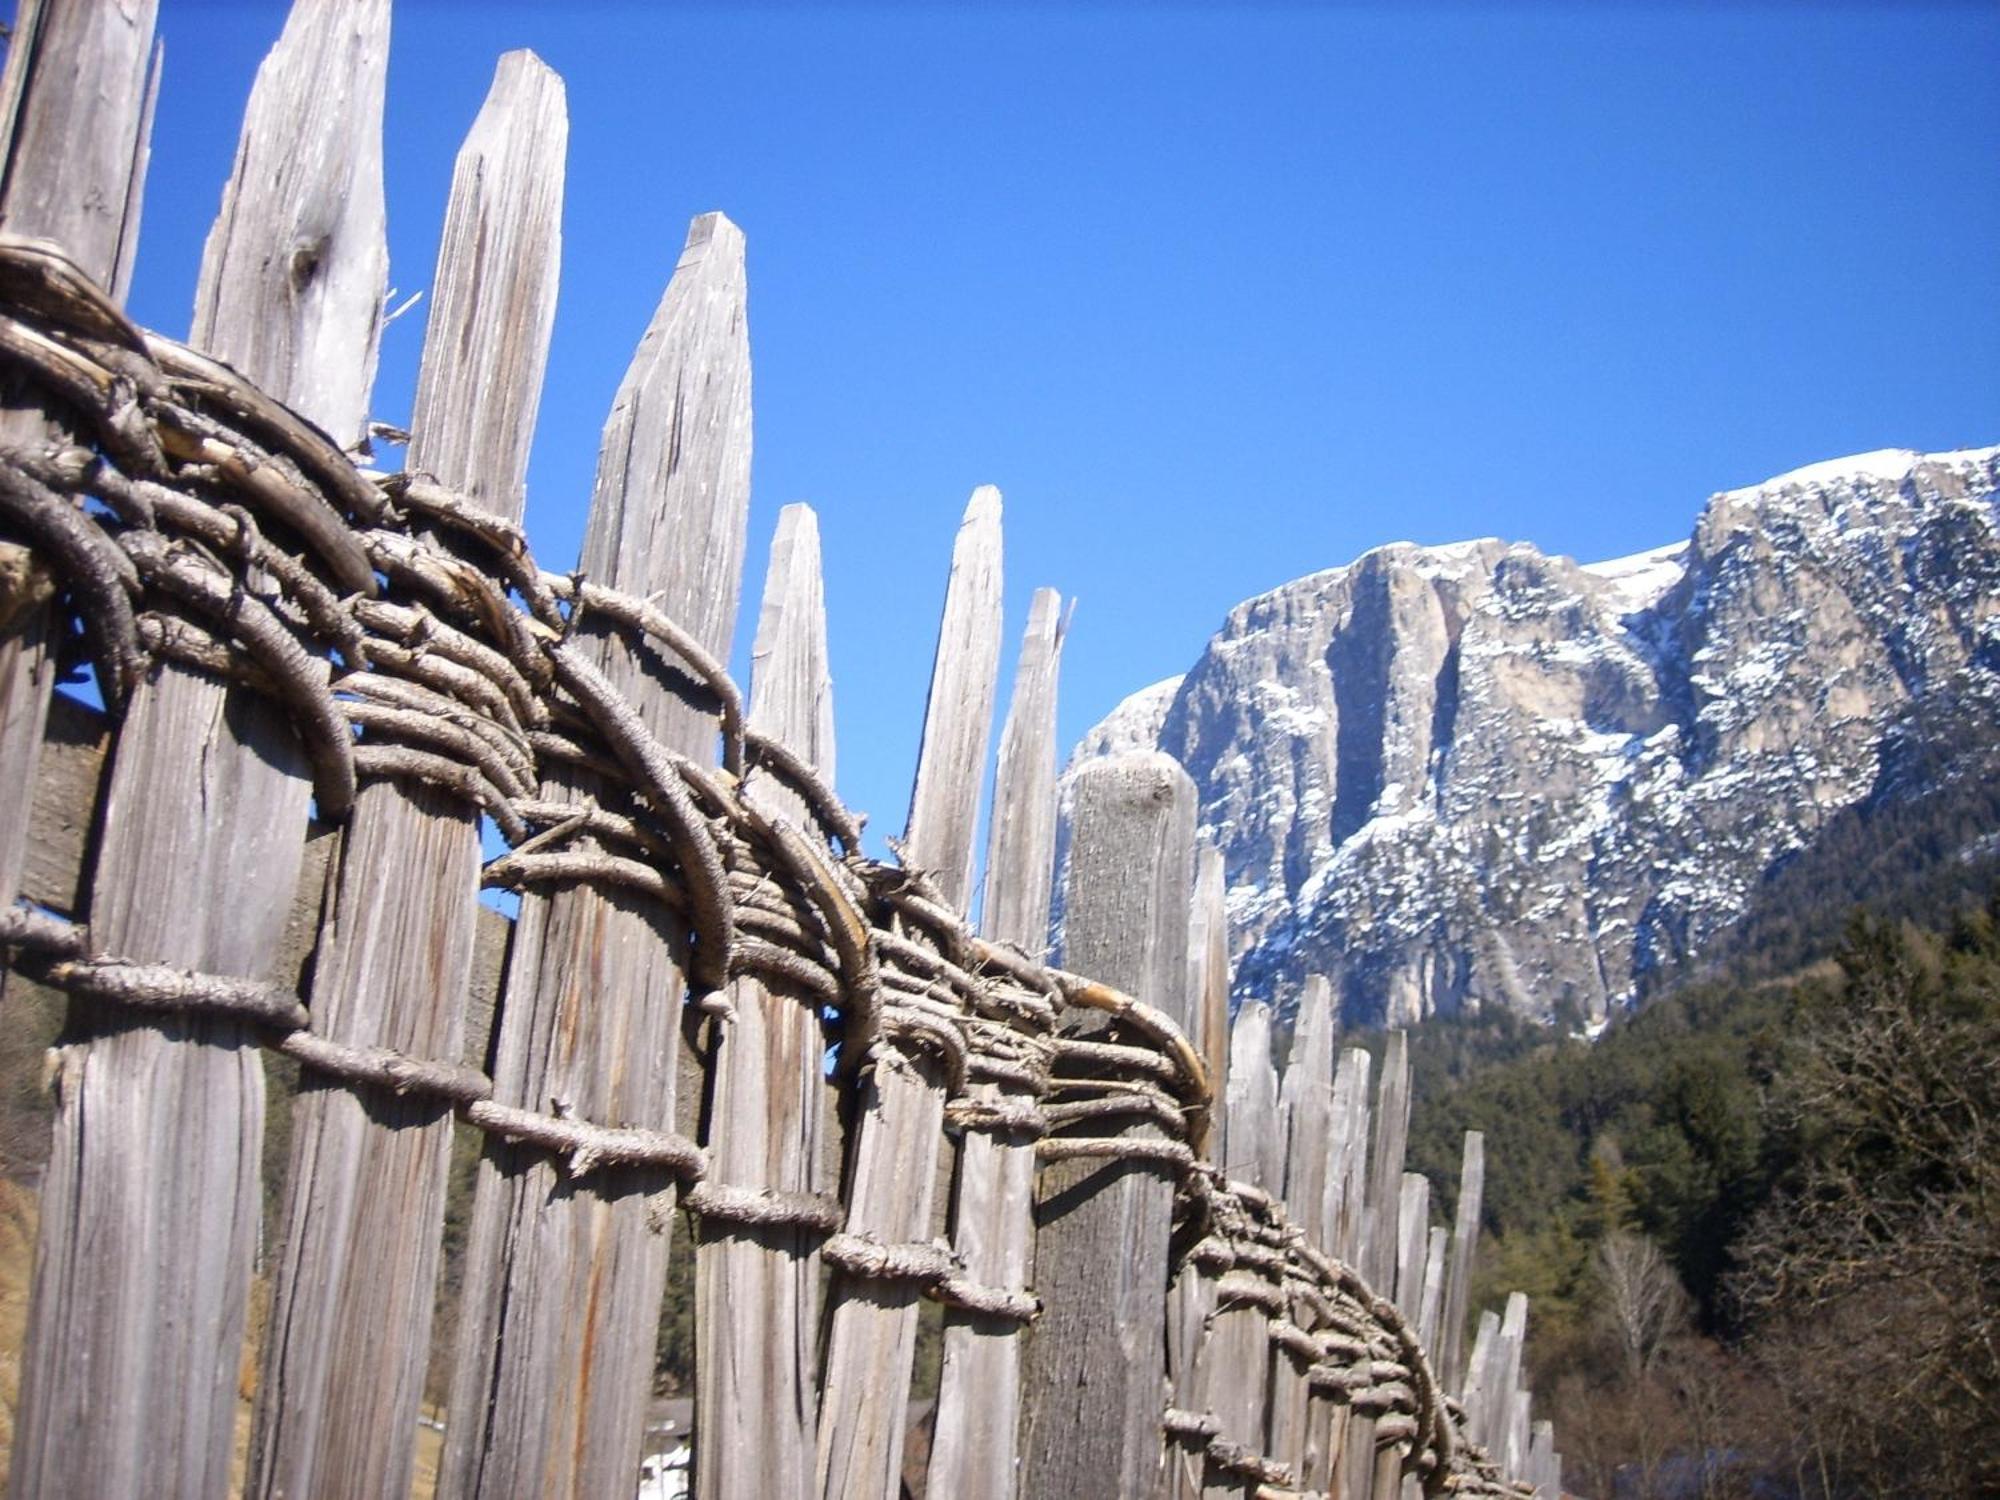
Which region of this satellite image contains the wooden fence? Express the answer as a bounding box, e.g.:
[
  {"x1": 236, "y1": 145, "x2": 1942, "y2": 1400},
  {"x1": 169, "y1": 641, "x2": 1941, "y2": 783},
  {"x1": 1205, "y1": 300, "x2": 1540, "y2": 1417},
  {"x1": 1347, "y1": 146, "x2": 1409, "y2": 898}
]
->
[{"x1": 0, "y1": 3, "x2": 1561, "y2": 1497}]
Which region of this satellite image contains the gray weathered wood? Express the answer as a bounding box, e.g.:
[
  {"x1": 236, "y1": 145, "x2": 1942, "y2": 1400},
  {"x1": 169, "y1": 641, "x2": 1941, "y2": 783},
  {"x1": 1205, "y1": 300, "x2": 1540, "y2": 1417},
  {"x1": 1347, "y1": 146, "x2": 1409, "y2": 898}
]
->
[
  {"x1": 696, "y1": 502, "x2": 834, "y2": 1500},
  {"x1": 0, "y1": 0, "x2": 159, "y2": 917},
  {"x1": 1417, "y1": 1225, "x2": 1448, "y2": 1354},
  {"x1": 1219, "y1": 999, "x2": 1280, "y2": 1189},
  {"x1": 443, "y1": 210, "x2": 751, "y2": 1500},
  {"x1": 1439, "y1": 1130, "x2": 1485, "y2": 1392},
  {"x1": 248, "y1": 49, "x2": 565, "y2": 1500},
  {"x1": 1460, "y1": 1309, "x2": 1500, "y2": 1450},
  {"x1": 1187, "y1": 842, "x2": 1231, "y2": 1143},
  {"x1": 1019, "y1": 750, "x2": 1197, "y2": 1500},
  {"x1": 1324, "y1": 1046, "x2": 1372, "y2": 1262},
  {"x1": 12, "y1": 5, "x2": 384, "y2": 1494},
  {"x1": 901, "y1": 484, "x2": 1002, "y2": 908},
  {"x1": 928, "y1": 584, "x2": 1064, "y2": 1500},
  {"x1": 1267, "y1": 976, "x2": 1334, "y2": 1477},
  {"x1": 1395, "y1": 1171, "x2": 1430, "y2": 1311},
  {"x1": 1197, "y1": 1000, "x2": 1281, "y2": 1498},
  {"x1": 192, "y1": 0, "x2": 389, "y2": 451},
  {"x1": 1363, "y1": 1030, "x2": 1410, "y2": 1291},
  {"x1": 817, "y1": 490, "x2": 1004, "y2": 1500}
]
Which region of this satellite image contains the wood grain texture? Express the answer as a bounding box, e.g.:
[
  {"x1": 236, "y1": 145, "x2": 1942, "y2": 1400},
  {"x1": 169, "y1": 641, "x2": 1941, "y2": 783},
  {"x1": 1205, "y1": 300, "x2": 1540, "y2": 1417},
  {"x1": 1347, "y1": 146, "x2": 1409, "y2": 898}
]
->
[
  {"x1": 1019, "y1": 750, "x2": 1196, "y2": 1500},
  {"x1": 900, "y1": 484, "x2": 1002, "y2": 909},
  {"x1": 928, "y1": 584, "x2": 1064, "y2": 1500},
  {"x1": 1438, "y1": 1130, "x2": 1484, "y2": 1392},
  {"x1": 1268, "y1": 976, "x2": 1335, "y2": 1477},
  {"x1": 697, "y1": 502, "x2": 833, "y2": 1500},
  {"x1": 1362, "y1": 1030, "x2": 1410, "y2": 1292},
  {"x1": 249, "y1": 50, "x2": 565, "y2": 1500},
  {"x1": 819, "y1": 493, "x2": 1003, "y2": 1500},
  {"x1": 0, "y1": 0, "x2": 159, "y2": 915},
  {"x1": 13, "y1": 4, "x2": 384, "y2": 1493},
  {"x1": 191, "y1": 0, "x2": 389, "y2": 450},
  {"x1": 1187, "y1": 844, "x2": 1231, "y2": 1143},
  {"x1": 1199, "y1": 1001, "x2": 1281, "y2": 1499},
  {"x1": 1395, "y1": 1172, "x2": 1430, "y2": 1312},
  {"x1": 1325, "y1": 1047, "x2": 1372, "y2": 1264},
  {"x1": 442, "y1": 210, "x2": 750, "y2": 1500}
]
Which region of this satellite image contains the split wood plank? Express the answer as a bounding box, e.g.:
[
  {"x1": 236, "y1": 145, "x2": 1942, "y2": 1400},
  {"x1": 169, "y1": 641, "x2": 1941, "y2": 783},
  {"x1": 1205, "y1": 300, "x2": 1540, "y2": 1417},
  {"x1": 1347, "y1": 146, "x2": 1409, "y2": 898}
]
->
[
  {"x1": 1267, "y1": 976, "x2": 1335, "y2": 1479},
  {"x1": 817, "y1": 486, "x2": 1003, "y2": 1500},
  {"x1": 901, "y1": 484, "x2": 1002, "y2": 909},
  {"x1": 695, "y1": 502, "x2": 835, "y2": 1500},
  {"x1": 442, "y1": 210, "x2": 751, "y2": 1500},
  {"x1": 12, "y1": 4, "x2": 387, "y2": 1495},
  {"x1": 1416, "y1": 1225, "x2": 1448, "y2": 1354},
  {"x1": 1018, "y1": 750, "x2": 1197, "y2": 1500},
  {"x1": 1165, "y1": 841, "x2": 1233, "y2": 1500},
  {"x1": 1439, "y1": 1130, "x2": 1485, "y2": 1392},
  {"x1": 1363, "y1": 1029, "x2": 1411, "y2": 1291},
  {"x1": 1198, "y1": 999, "x2": 1281, "y2": 1499},
  {"x1": 1311, "y1": 1045, "x2": 1373, "y2": 1498},
  {"x1": 248, "y1": 49, "x2": 565, "y2": 1500},
  {"x1": 0, "y1": 0, "x2": 159, "y2": 915},
  {"x1": 1395, "y1": 1172, "x2": 1431, "y2": 1312},
  {"x1": 929, "y1": 584, "x2": 1064, "y2": 1500}
]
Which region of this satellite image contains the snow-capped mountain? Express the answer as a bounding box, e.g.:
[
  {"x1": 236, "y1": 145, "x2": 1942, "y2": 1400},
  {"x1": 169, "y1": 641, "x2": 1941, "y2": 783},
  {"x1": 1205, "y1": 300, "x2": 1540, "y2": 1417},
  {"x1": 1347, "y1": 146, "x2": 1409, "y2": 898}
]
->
[{"x1": 1062, "y1": 446, "x2": 2000, "y2": 1029}]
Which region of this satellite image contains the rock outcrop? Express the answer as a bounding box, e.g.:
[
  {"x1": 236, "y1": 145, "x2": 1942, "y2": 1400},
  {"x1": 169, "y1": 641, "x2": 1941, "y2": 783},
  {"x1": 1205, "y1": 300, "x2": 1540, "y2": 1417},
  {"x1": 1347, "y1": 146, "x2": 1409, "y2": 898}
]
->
[{"x1": 1064, "y1": 446, "x2": 2000, "y2": 1028}]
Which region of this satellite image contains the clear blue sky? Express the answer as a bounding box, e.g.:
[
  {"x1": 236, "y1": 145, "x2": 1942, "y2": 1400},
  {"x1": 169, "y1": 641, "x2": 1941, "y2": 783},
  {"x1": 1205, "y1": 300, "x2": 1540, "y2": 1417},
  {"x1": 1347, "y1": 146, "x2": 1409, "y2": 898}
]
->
[{"x1": 124, "y1": 1, "x2": 1998, "y2": 859}]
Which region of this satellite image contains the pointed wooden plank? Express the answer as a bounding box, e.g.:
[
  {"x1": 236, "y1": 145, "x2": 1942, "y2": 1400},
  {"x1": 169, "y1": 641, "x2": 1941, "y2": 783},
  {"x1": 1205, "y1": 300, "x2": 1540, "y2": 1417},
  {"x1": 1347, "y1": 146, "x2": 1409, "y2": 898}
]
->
[
  {"x1": 443, "y1": 211, "x2": 751, "y2": 1500},
  {"x1": 1439, "y1": 1130, "x2": 1484, "y2": 1392},
  {"x1": 1394, "y1": 1172, "x2": 1430, "y2": 1310},
  {"x1": 1324, "y1": 1046, "x2": 1372, "y2": 1262},
  {"x1": 1416, "y1": 1225, "x2": 1448, "y2": 1353},
  {"x1": 247, "y1": 50, "x2": 565, "y2": 1500},
  {"x1": 1267, "y1": 976, "x2": 1334, "y2": 1476},
  {"x1": 974, "y1": 584, "x2": 1061, "y2": 952},
  {"x1": 1019, "y1": 750, "x2": 1197, "y2": 1499},
  {"x1": 0, "y1": 0, "x2": 160, "y2": 917},
  {"x1": 815, "y1": 490, "x2": 1003, "y2": 1500},
  {"x1": 192, "y1": 0, "x2": 389, "y2": 449},
  {"x1": 1220, "y1": 999, "x2": 1280, "y2": 1188},
  {"x1": 1187, "y1": 843, "x2": 1231, "y2": 1142},
  {"x1": 1460, "y1": 1310, "x2": 1501, "y2": 1449},
  {"x1": 928, "y1": 585, "x2": 1064, "y2": 1500},
  {"x1": 695, "y1": 502, "x2": 834, "y2": 1500},
  {"x1": 1192, "y1": 999, "x2": 1281, "y2": 1498},
  {"x1": 901, "y1": 484, "x2": 1002, "y2": 907},
  {"x1": 12, "y1": 6, "x2": 386, "y2": 1495},
  {"x1": 1363, "y1": 1030, "x2": 1410, "y2": 1291}
]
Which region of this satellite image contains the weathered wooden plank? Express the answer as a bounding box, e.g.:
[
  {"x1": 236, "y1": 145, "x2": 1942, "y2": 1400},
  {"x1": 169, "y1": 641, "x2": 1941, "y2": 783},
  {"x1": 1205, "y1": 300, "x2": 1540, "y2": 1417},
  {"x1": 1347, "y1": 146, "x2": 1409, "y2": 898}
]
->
[
  {"x1": 817, "y1": 488, "x2": 1004, "y2": 1500},
  {"x1": 443, "y1": 211, "x2": 751, "y2": 1500},
  {"x1": 1267, "y1": 976, "x2": 1334, "y2": 1478},
  {"x1": 1362, "y1": 1030, "x2": 1410, "y2": 1291},
  {"x1": 1394, "y1": 1171, "x2": 1430, "y2": 1311},
  {"x1": 1459, "y1": 1310, "x2": 1500, "y2": 1450},
  {"x1": 1439, "y1": 1130, "x2": 1484, "y2": 1392},
  {"x1": 1187, "y1": 842, "x2": 1231, "y2": 1138},
  {"x1": 1196, "y1": 999, "x2": 1281, "y2": 1499},
  {"x1": 1019, "y1": 750, "x2": 1197, "y2": 1500},
  {"x1": 12, "y1": 5, "x2": 385, "y2": 1495},
  {"x1": 1219, "y1": 998, "x2": 1280, "y2": 1189},
  {"x1": 0, "y1": 0, "x2": 160, "y2": 917},
  {"x1": 901, "y1": 484, "x2": 1002, "y2": 909},
  {"x1": 696, "y1": 502, "x2": 834, "y2": 1500},
  {"x1": 928, "y1": 584, "x2": 1064, "y2": 1500},
  {"x1": 1416, "y1": 1225, "x2": 1448, "y2": 1354},
  {"x1": 1166, "y1": 840, "x2": 1234, "y2": 1500},
  {"x1": 249, "y1": 49, "x2": 565, "y2": 1500},
  {"x1": 1324, "y1": 1046, "x2": 1372, "y2": 1263}
]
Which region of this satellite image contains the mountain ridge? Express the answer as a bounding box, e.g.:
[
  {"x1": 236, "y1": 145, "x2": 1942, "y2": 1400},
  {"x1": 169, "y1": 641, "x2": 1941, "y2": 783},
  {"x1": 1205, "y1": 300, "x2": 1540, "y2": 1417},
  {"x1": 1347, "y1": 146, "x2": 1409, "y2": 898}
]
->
[{"x1": 1060, "y1": 444, "x2": 2000, "y2": 1030}]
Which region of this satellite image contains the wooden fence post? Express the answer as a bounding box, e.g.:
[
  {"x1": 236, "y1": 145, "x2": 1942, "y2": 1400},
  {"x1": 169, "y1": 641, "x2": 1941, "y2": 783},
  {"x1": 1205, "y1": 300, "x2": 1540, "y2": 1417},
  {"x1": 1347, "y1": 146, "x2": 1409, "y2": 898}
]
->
[
  {"x1": 0, "y1": 0, "x2": 159, "y2": 914},
  {"x1": 817, "y1": 485, "x2": 1003, "y2": 1500},
  {"x1": 1439, "y1": 1130, "x2": 1484, "y2": 1391},
  {"x1": 1197, "y1": 1000, "x2": 1280, "y2": 1499},
  {"x1": 1268, "y1": 975, "x2": 1334, "y2": 1478},
  {"x1": 1018, "y1": 749, "x2": 1196, "y2": 1500},
  {"x1": 247, "y1": 49, "x2": 565, "y2": 1500},
  {"x1": 694, "y1": 501, "x2": 836, "y2": 1500},
  {"x1": 928, "y1": 584, "x2": 1064, "y2": 1500},
  {"x1": 11, "y1": 3, "x2": 385, "y2": 1495},
  {"x1": 441, "y1": 210, "x2": 752, "y2": 1500}
]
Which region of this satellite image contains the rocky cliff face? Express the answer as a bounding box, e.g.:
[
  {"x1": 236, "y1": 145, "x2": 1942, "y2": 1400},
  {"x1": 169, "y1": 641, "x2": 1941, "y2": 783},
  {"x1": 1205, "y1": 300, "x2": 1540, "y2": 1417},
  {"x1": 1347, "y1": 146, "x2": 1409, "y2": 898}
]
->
[{"x1": 1064, "y1": 446, "x2": 2000, "y2": 1029}]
